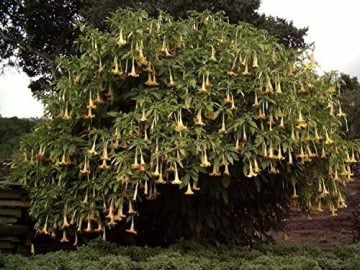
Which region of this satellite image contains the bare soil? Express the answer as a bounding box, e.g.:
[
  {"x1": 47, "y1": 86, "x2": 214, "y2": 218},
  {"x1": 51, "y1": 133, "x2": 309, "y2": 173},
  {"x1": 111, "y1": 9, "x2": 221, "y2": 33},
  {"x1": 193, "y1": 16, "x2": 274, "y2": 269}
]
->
[{"x1": 272, "y1": 180, "x2": 360, "y2": 250}]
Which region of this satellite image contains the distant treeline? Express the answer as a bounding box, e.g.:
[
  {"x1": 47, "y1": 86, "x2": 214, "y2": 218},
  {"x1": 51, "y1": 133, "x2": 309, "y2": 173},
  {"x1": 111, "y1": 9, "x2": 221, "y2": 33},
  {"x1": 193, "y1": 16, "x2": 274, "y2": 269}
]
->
[{"x1": 0, "y1": 117, "x2": 40, "y2": 159}]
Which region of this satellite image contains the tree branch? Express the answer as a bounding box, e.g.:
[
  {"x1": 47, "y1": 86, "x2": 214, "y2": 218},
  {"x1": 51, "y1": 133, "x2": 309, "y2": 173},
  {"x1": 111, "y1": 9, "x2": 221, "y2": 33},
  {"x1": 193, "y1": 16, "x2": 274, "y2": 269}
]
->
[{"x1": 0, "y1": 29, "x2": 57, "y2": 79}]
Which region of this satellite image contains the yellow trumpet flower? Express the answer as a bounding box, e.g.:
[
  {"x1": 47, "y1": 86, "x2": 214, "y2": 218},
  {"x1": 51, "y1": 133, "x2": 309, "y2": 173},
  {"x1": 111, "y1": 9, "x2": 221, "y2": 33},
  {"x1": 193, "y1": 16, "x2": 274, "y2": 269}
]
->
[
  {"x1": 167, "y1": 68, "x2": 175, "y2": 87},
  {"x1": 83, "y1": 107, "x2": 95, "y2": 119},
  {"x1": 252, "y1": 93, "x2": 260, "y2": 108},
  {"x1": 131, "y1": 149, "x2": 141, "y2": 170},
  {"x1": 218, "y1": 113, "x2": 226, "y2": 133},
  {"x1": 111, "y1": 55, "x2": 123, "y2": 76},
  {"x1": 63, "y1": 102, "x2": 71, "y2": 120},
  {"x1": 324, "y1": 129, "x2": 334, "y2": 145},
  {"x1": 223, "y1": 162, "x2": 230, "y2": 176},
  {"x1": 200, "y1": 149, "x2": 211, "y2": 167},
  {"x1": 246, "y1": 161, "x2": 257, "y2": 178},
  {"x1": 126, "y1": 216, "x2": 137, "y2": 235},
  {"x1": 252, "y1": 53, "x2": 259, "y2": 68},
  {"x1": 193, "y1": 109, "x2": 205, "y2": 126},
  {"x1": 100, "y1": 141, "x2": 110, "y2": 161},
  {"x1": 275, "y1": 81, "x2": 282, "y2": 94},
  {"x1": 99, "y1": 159, "x2": 109, "y2": 170},
  {"x1": 88, "y1": 137, "x2": 98, "y2": 155},
  {"x1": 295, "y1": 111, "x2": 307, "y2": 128},
  {"x1": 288, "y1": 151, "x2": 293, "y2": 165},
  {"x1": 175, "y1": 110, "x2": 187, "y2": 132},
  {"x1": 80, "y1": 157, "x2": 90, "y2": 175},
  {"x1": 87, "y1": 92, "x2": 96, "y2": 109},
  {"x1": 128, "y1": 58, "x2": 139, "y2": 77},
  {"x1": 60, "y1": 230, "x2": 69, "y2": 243},
  {"x1": 199, "y1": 74, "x2": 208, "y2": 92},
  {"x1": 184, "y1": 182, "x2": 194, "y2": 195},
  {"x1": 116, "y1": 28, "x2": 126, "y2": 47},
  {"x1": 209, "y1": 45, "x2": 217, "y2": 62},
  {"x1": 171, "y1": 164, "x2": 182, "y2": 185}
]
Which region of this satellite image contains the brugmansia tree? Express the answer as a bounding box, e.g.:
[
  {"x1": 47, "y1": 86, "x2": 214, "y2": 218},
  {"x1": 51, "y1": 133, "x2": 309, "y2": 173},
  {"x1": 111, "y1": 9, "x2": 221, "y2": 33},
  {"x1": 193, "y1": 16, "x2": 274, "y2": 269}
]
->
[{"x1": 10, "y1": 9, "x2": 358, "y2": 244}]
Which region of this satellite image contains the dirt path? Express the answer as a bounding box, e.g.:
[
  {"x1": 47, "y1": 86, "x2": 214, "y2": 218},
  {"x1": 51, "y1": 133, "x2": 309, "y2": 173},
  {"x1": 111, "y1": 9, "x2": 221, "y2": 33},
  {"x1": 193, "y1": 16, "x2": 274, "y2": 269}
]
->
[{"x1": 272, "y1": 180, "x2": 360, "y2": 250}]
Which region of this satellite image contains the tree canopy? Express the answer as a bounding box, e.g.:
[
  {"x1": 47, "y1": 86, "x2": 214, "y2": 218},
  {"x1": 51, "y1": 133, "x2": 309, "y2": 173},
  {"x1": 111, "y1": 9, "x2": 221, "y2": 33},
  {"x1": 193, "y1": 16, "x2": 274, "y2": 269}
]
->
[
  {"x1": 9, "y1": 9, "x2": 357, "y2": 245},
  {"x1": 0, "y1": 0, "x2": 307, "y2": 93}
]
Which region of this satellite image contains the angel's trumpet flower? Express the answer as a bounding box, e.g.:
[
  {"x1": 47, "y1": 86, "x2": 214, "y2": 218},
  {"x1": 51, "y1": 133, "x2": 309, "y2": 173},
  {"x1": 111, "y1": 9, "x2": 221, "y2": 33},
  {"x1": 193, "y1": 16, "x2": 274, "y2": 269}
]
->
[
  {"x1": 275, "y1": 81, "x2": 282, "y2": 94},
  {"x1": 85, "y1": 217, "x2": 92, "y2": 233},
  {"x1": 137, "y1": 40, "x2": 148, "y2": 65},
  {"x1": 223, "y1": 162, "x2": 230, "y2": 176},
  {"x1": 60, "y1": 230, "x2": 69, "y2": 243},
  {"x1": 128, "y1": 200, "x2": 135, "y2": 215},
  {"x1": 295, "y1": 111, "x2": 307, "y2": 128},
  {"x1": 199, "y1": 74, "x2": 208, "y2": 92},
  {"x1": 193, "y1": 109, "x2": 205, "y2": 126},
  {"x1": 253, "y1": 159, "x2": 260, "y2": 173},
  {"x1": 210, "y1": 163, "x2": 221, "y2": 176},
  {"x1": 87, "y1": 92, "x2": 96, "y2": 109},
  {"x1": 205, "y1": 44, "x2": 215, "y2": 61},
  {"x1": 291, "y1": 184, "x2": 298, "y2": 199},
  {"x1": 252, "y1": 93, "x2": 260, "y2": 108},
  {"x1": 126, "y1": 216, "x2": 137, "y2": 235},
  {"x1": 117, "y1": 29, "x2": 126, "y2": 47},
  {"x1": 205, "y1": 71, "x2": 212, "y2": 88},
  {"x1": 80, "y1": 157, "x2": 90, "y2": 175},
  {"x1": 61, "y1": 211, "x2": 70, "y2": 229},
  {"x1": 140, "y1": 108, "x2": 147, "y2": 122},
  {"x1": 83, "y1": 107, "x2": 95, "y2": 119},
  {"x1": 40, "y1": 216, "x2": 49, "y2": 235},
  {"x1": 171, "y1": 164, "x2": 182, "y2": 185},
  {"x1": 128, "y1": 58, "x2": 139, "y2": 77},
  {"x1": 324, "y1": 129, "x2": 334, "y2": 145},
  {"x1": 100, "y1": 141, "x2": 110, "y2": 161},
  {"x1": 288, "y1": 150, "x2": 294, "y2": 165},
  {"x1": 156, "y1": 163, "x2": 166, "y2": 184},
  {"x1": 200, "y1": 149, "x2": 211, "y2": 167},
  {"x1": 63, "y1": 102, "x2": 71, "y2": 120},
  {"x1": 167, "y1": 68, "x2": 175, "y2": 87},
  {"x1": 139, "y1": 150, "x2": 145, "y2": 171},
  {"x1": 184, "y1": 182, "x2": 194, "y2": 195},
  {"x1": 337, "y1": 105, "x2": 346, "y2": 117},
  {"x1": 277, "y1": 145, "x2": 284, "y2": 160},
  {"x1": 175, "y1": 110, "x2": 187, "y2": 132},
  {"x1": 350, "y1": 150, "x2": 357, "y2": 163},
  {"x1": 320, "y1": 145, "x2": 326, "y2": 158},
  {"x1": 296, "y1": 145, "x2": 306, "y2": 159},
  {"x1": 246, "y1": 161, "x2": 257, "y2": 178},
  {"x1": 111, "y1": 55, "x2": 123, "y2": 76},
  {"x1": 268, "y1": 142, "x2": 276, "y2": 160},
  {"x1": 242, "y1": 126, "x2": 248, "y2": 142},
  {"x1": 252, "y1": 53, "x2": 259, "y2": 68},
  {"x1": 218, "y1": 113, "x2": 226, "y2": 133},
  {"x1": 88, "y1": 137, "x2": 97, "y2": 155},
  {"x1": 99, "y1": 159, "x2": 109, "y2": 170}
]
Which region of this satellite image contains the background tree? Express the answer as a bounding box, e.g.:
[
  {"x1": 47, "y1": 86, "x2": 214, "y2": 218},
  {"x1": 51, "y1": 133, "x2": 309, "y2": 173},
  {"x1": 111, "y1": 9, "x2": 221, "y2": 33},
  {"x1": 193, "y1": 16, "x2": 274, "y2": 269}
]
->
[
  {"x1": 339, "y1": 73, "x2": 360, "y2": 139},
  {"x1": 0, "y1": 117, "x2": 39, "y2": 159},
  {"x1": 1, "y1": 0, "x2": 307, "y2": 93}
]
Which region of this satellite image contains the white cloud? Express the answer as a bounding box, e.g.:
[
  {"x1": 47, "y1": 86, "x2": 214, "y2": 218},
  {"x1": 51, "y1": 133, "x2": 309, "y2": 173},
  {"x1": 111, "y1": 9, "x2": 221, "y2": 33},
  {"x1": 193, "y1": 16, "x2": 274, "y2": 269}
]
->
[{"x1": 0, "y1": 68, "x2": 43, "y2": 118}]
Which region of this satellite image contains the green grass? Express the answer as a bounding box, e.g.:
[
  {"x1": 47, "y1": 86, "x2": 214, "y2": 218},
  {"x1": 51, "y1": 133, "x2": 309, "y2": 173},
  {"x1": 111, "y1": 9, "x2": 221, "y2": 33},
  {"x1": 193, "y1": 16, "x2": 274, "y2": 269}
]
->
[{"x1": 1, "y1": 240, "x2": 360, "y2": 270}]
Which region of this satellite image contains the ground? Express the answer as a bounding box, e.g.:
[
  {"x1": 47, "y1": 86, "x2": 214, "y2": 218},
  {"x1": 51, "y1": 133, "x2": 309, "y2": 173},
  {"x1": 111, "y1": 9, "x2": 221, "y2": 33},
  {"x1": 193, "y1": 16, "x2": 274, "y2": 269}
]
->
[{"x1": 272, "y1": 179, "x2": 360, "y2": 250}]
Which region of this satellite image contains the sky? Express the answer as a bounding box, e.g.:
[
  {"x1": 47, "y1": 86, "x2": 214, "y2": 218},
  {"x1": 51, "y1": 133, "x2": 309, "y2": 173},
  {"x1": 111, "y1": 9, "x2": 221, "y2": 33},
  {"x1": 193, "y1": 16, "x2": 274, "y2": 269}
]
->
[{"x1": 0, "y1": 0, "x2": 360, "y2": 118}]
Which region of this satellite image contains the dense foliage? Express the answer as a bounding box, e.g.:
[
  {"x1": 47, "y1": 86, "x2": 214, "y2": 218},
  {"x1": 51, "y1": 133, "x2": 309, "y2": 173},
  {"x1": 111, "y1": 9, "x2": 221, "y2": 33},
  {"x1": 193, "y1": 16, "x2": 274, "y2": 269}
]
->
[
  {"x1": 3, "y1": 240, "x2": 360, "y2": 270},
  {"x1": 0, "y1": 117, "x2": 39, "y2": 160},
  {"x1": 9, "y1": 9, "x2": 358, "y2": 245},
  {"x1": 0, "y1": 0, "x2": 307, "y2": 93}
]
